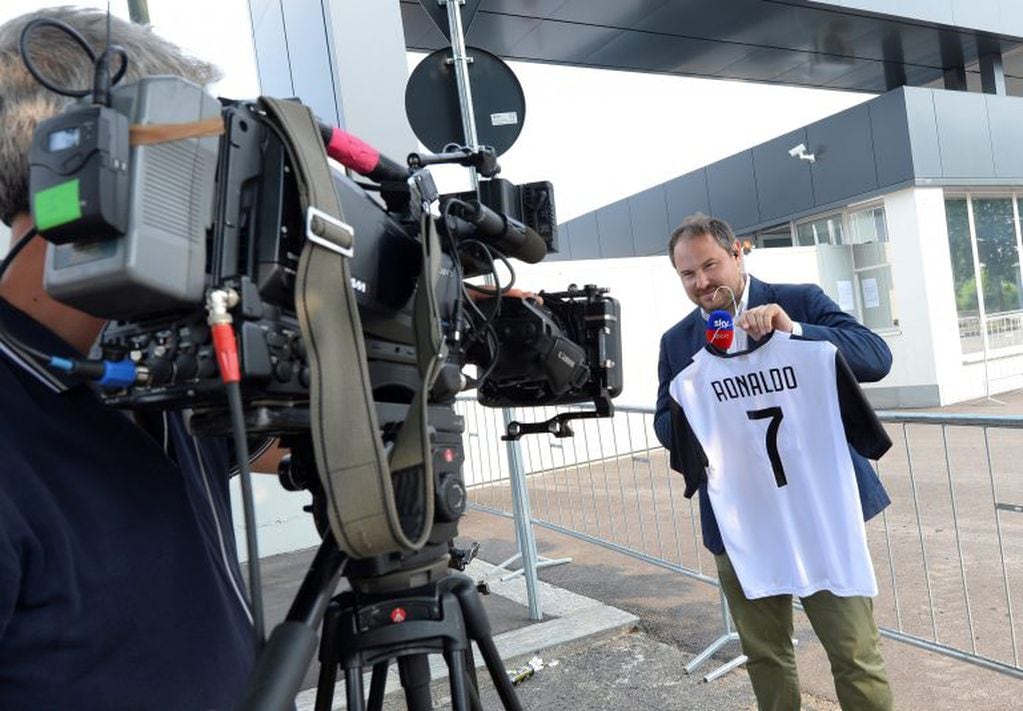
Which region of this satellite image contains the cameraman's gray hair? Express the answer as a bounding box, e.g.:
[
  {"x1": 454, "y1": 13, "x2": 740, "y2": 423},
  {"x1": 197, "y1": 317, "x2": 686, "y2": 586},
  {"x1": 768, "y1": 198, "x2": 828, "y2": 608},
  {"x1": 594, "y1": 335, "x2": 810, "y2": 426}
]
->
[
  {"x1": 667, "y1": 212, "x2": 737, "y2": 267},
  {"x1": 0, "y1": 6, "x2": 221, "y2": 225}
]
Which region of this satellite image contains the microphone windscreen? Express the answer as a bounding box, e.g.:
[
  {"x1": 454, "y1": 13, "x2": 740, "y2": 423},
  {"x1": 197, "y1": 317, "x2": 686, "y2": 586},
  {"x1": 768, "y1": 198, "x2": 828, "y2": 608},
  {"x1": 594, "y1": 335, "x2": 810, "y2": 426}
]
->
[{"x1": 510, "y1": 226, "x2": 548, "y2": 263}]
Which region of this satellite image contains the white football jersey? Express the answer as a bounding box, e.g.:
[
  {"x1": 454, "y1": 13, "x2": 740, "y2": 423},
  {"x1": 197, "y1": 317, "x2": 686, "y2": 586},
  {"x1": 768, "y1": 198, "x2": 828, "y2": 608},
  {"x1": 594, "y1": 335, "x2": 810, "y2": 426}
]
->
[{"x1": 668, "y1": 331, "x2": 890, "y2": 599}]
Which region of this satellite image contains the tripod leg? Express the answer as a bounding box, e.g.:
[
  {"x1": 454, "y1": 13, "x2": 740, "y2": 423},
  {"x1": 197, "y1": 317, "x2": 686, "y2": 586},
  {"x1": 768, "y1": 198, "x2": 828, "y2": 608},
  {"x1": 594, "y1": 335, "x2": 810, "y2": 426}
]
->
[
  {"x1": 314, "y1": 661, "x2": 339, "y2": 711},
  {"x1": 467, "y1": 677, "x2": 484, "y2": 711},
  {"x1": 315, "y1": 603, "x2": 342, "y2": 711},
  {"x1": 397, "y1": 654, "x2": 434, "y2": 711},
  {"x1": 367, "y1": 660, "x2": 389, "y2": 711},
  {"x1": 344, "y1": 663, "x2": 367, "y2": 711},
  {"x1": 452, "y1": 578, "x2": 523, "y2": 711},
  {"x1": 465, "y1": 645, "x2": 482, "y2": 710},
  {"x1": 444, "y1": 648, "x2": 470, "y2": 711}
]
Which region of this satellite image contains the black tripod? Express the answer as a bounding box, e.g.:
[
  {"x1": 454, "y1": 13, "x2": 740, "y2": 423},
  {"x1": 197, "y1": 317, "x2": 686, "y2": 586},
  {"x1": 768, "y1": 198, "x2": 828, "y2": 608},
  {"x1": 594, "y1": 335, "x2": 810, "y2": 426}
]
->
[
  {"x1": 236, "y1": 537, "x2": 523, "y2": 711},
  {"x1": 315, "y1": 571, "x2": 522, "y2": 711}
]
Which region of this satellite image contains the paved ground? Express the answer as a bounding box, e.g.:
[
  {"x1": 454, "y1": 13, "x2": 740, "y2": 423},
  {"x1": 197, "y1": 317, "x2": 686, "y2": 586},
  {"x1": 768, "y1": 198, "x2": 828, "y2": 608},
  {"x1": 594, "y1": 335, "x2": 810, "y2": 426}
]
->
[{"x1": 261, "y1": 504, "x2": 1021, "y2": 710}]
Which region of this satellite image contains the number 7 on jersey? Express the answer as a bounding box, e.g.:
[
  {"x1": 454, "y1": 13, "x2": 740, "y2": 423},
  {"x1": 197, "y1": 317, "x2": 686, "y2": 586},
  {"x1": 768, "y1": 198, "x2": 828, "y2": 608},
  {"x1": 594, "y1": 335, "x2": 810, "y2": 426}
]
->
[{"x1": 746, "y1": 406, "x2": 788, "y2": 487}]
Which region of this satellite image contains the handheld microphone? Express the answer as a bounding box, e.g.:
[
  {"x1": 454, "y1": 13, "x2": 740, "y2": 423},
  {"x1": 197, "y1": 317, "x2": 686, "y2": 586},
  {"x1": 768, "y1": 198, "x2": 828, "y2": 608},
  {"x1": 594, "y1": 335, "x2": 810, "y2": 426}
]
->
[{"x1": 706, "y1": 309, "x2": 734, "y2": 351}]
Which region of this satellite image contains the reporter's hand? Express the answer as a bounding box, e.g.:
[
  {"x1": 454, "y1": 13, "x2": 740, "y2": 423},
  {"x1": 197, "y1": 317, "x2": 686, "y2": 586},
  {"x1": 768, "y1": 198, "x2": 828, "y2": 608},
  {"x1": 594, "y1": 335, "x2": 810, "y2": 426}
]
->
[
  {"x1": 737, "y1": 303, "x2": 793, "y2": 340},
  {"x1": 504, "y1": 287, "x2": 543, "y2": 305},
  {"x1": 466, "y1": 285, "x2": 543, "y2": 305}
]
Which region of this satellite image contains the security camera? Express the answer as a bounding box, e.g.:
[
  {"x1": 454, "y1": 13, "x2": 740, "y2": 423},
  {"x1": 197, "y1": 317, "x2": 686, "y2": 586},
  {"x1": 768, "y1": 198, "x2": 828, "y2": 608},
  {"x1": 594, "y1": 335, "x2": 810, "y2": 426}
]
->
[{"x1": 788, "y1": 143, "x2": 816, "y2": 163}]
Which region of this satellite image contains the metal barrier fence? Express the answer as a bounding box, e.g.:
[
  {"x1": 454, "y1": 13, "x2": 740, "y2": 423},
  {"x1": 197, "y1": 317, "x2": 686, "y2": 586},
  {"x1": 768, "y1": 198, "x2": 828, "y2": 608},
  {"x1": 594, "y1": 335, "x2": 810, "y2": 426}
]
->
[
  {"x1": 958, "y1": 310, "x2": 1023, "y2": 354},
  {"x1": 454, "y1": 399, "x2": 1023, "y2": 681}
]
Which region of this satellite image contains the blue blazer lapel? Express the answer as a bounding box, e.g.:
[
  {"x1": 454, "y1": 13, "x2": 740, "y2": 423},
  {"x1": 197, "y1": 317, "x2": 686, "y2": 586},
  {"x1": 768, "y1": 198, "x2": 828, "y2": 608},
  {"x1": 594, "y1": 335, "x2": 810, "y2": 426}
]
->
[{"x1": 747, "y1": 275, "x2": 771, "y2": 308}]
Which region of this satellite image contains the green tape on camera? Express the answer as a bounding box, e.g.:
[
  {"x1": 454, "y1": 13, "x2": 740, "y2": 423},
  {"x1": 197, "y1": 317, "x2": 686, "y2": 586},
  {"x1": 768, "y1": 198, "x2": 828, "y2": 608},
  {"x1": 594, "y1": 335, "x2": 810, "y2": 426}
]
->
[{"x1": 34, "y1": 179, "x2": 82, "y2": 231}]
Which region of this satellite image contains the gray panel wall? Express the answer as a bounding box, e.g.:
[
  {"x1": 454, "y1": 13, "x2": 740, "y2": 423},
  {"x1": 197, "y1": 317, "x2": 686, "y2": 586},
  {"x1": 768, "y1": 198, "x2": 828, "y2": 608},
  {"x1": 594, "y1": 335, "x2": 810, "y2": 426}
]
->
[
  {"x1": 559, "y1": 86, "x2": 1023, "y2": 260},
  {"x1": 807, "y1": 103, "x2": 878, "y2": 205},
  {"x1": 665, "y1": 171, "x2": 710, "y2": 229},
  {"x1": 596, "y1": 199, "x2": 635, "y2": 257},
  {"x1": 565, "y1": 212, "x2": 600, "y2": 260},
  {"x1": 987, "y1": 95, "x2": 1023, "y2": 177},
  {"x1": 754, "y1": 129, "x2": 814, "y2": 223},
  {"x1": 870, "y1": 89, "x2": 915, "y2": 186},
  {"x1": 903, "y1": 88, "x2": 942, "y2": 177},
  {"x1": 707, "y1": 152, "x2": 760, "y2": 229},
  {"x1": 932, "y1": 90, "x2": 995, "y2": 179},
  {"x1": 628, "y1": 186, "x2": 670, "y2": 256}
]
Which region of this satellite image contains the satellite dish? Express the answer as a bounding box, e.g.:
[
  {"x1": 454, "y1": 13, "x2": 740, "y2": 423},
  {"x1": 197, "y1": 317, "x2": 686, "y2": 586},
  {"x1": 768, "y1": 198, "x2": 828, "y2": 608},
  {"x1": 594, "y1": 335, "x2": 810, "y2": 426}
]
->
[{"x1": 405, "y1": 47, "x2": 526, "y2": 157}]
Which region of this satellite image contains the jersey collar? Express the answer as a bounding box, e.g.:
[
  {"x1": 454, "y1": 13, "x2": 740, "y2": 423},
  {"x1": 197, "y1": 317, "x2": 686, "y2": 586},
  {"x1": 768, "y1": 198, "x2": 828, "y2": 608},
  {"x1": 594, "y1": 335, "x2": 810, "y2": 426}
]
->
[{"x1": 703, "y1": 328, "x2": 787, "y2": 358}]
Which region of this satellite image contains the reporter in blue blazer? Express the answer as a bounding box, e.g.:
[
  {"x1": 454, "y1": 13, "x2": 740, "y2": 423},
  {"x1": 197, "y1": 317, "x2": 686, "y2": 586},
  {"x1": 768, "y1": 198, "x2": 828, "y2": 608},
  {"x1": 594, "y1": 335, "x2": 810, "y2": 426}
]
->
[{"x1": 655, "y1": 213, "x2": 894, "y2": 710}]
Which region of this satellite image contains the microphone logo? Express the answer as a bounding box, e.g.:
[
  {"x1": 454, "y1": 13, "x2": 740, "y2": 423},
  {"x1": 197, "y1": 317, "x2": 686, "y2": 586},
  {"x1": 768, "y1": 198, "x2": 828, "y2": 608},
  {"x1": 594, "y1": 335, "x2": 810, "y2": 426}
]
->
[{"x1": 706, "y1": 309, "x2": 734, "y2": 351}]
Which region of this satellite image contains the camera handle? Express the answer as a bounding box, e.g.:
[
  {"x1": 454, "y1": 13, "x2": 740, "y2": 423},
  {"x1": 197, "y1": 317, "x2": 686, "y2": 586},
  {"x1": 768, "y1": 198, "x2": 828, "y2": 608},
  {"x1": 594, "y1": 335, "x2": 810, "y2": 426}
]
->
[{"x1": 501, "y1": 392, "x2": 613, "y2": 441}]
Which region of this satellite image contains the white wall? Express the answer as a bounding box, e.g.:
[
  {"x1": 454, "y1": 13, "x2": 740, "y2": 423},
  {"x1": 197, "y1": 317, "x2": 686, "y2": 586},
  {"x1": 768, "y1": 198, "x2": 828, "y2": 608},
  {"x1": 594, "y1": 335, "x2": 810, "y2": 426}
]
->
[
  {"x1": 873, "y1": 188, "x2": 959, "y2": 403},
  {"x1": 744, "y1": 245, "x2": 820, "y2": 284},
  {"x1": 229, "y1": 476, "x2": 319, "y2": 563},
  {"x1": 0, "y1": 223, "x2": 9, "y2": 259}
]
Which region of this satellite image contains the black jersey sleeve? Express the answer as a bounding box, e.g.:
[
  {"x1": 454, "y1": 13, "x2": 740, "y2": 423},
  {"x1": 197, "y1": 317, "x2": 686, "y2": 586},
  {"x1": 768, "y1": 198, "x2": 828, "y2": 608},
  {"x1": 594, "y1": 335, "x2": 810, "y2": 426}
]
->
[
  {"x1": 669, "y1": 399, "x2": 710, "y2": 498},
  {"x1": 835, "y1": 350, "x2": 892, "y2": 460}
]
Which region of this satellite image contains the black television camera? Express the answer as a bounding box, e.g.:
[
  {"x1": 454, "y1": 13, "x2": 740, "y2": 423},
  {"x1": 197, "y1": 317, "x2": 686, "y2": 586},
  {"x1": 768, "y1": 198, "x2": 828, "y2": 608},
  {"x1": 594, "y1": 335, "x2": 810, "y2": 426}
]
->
[{"x1": 23, "y1": 34, "x2": 621, "y2": 704}]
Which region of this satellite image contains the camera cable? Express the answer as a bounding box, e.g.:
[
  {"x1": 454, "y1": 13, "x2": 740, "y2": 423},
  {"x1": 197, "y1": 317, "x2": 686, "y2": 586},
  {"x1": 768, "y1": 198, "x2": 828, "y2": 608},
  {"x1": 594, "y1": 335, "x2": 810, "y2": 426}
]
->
[
  {"x1": 19, "y1": 14, "x2": 128, "y2": 106},
  {"x1": 459, "y1": 240, "x2": 517, "y2": 386},
  {"x1": 207, "y1": 288, "x2": 266, "y2": 649}
]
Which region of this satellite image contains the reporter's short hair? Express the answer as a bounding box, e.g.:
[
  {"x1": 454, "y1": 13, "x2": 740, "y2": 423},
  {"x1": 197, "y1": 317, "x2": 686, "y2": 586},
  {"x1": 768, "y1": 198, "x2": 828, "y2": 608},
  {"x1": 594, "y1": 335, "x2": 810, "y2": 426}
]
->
[
  {"x1": 667, "y1": 213, "x2": 736, "y2": 267},
  {"x1": 0, "y1": 6, "x2": 220, "y2": 224}
]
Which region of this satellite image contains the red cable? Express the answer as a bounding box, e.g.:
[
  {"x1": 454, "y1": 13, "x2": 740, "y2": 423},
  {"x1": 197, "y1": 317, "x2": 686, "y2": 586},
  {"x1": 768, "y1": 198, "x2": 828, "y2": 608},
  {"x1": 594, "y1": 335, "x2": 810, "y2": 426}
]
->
[{"x1": 211, "y1": 323, "x2": 241, "y2": 384}]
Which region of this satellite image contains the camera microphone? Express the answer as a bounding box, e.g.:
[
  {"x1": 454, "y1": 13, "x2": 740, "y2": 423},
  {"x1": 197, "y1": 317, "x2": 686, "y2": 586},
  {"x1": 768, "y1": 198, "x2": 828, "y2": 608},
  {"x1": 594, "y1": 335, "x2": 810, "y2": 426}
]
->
[
  {"x1": 318, "y1": 123, "x2": 408, "y2": 183},
  {"x1": 706, "y1": 309, "x2": 734, "y2": 351},
  {"x1": 451, "y1": 199, "x2": 548, "y2": 264}
]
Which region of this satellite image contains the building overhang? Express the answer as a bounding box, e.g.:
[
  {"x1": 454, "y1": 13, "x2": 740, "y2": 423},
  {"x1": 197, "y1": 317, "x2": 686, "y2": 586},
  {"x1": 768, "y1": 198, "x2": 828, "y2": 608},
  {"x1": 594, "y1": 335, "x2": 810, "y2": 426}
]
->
[{"x1": 401, "y1": 0, "x2": 1023, "y2": 95}]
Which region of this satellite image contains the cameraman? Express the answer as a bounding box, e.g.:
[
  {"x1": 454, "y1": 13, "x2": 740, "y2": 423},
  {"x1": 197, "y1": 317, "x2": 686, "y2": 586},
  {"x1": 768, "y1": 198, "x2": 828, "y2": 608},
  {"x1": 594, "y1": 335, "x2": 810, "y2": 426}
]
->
[{"x1": 0, "y1": 8, "x2": 256, "y2": 708}]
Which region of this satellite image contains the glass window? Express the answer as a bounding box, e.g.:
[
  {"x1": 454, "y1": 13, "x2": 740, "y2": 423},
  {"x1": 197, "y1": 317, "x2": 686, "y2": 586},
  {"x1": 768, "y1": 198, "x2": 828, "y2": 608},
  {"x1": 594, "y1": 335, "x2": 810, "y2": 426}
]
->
[
  {"x1": 972, "y1": 198, "x2": 1023, "y2": 315},
  {"x1": 945, "y1": 198, "x2": 980, "y2": 354},
  {"x1": 796, "y1": 214, "x2": 843, "y2": 246},
  {"x1": 847, "y1": 206, "x2": 887, "y2": 245},
  {"x1": 945, "y1": 198, "x2": 977, "y2": 312},
  {"x1": 943, "y1": 196, "x2": 1023, "y2": 356},
  {"x1": 796, "y1": 221, "x2": 816, "y2": 246},
  {"x1": 756, "y1": 225, "x2": 793, "y2": 249}
]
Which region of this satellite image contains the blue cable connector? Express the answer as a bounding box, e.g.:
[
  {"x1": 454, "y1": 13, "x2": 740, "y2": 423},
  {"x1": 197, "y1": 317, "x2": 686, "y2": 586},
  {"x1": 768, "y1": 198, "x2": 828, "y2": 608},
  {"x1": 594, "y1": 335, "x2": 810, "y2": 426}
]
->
[{"x1": 48, "y1": 357, "x2": 137, "y2": 389}]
